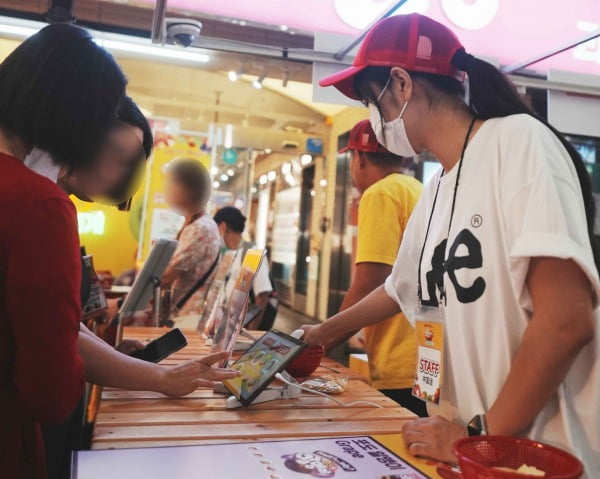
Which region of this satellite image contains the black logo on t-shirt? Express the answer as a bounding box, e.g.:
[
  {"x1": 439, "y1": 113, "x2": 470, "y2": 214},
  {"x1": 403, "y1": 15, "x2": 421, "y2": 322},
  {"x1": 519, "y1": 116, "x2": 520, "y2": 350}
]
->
[{"x1": 421, "y1": 228, "x2": 486, "y2": 306}]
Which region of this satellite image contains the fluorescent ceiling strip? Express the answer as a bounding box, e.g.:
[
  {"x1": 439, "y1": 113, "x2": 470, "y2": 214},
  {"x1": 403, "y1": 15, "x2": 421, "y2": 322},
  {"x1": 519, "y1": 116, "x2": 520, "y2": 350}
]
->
[{"x1": 0, "y1": 16, "x2": 210, "y2": 64}]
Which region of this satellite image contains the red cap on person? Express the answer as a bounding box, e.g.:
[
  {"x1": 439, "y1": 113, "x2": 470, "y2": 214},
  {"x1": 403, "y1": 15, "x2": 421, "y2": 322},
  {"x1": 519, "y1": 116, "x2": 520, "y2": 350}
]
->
[
  {"x1": 320, "y1": 13, "x2": 465, "y2": 100},
  {"x1": 339, "y1": 119, "x2": 390, "y2": 154}
]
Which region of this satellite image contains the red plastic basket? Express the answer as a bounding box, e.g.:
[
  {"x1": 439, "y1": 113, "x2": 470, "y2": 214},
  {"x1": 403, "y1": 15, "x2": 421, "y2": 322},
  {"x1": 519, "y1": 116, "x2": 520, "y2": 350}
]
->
[
  {"x1": 453, "y1": 436, "x2": 583, "y2": 479},
  {"x1": 285, "y1": 345, "x2": 324, "y2": 378}
]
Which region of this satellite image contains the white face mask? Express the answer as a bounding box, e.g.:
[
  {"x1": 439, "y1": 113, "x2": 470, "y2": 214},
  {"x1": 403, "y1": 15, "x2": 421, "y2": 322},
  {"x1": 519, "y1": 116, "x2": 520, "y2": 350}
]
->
[
  {"x1": 368, "y1": 87, "x2": 418, "y2": 158},
  {"x1": 24, "y1": 148, "x2": 60, "y2": 183}
]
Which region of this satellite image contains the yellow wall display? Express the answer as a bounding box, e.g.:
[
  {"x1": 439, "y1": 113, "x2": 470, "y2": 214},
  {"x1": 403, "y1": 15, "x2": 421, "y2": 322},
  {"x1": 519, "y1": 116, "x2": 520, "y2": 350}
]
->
[{"x1": 74, "y1": 197, "x2": 139, "y2": 276}]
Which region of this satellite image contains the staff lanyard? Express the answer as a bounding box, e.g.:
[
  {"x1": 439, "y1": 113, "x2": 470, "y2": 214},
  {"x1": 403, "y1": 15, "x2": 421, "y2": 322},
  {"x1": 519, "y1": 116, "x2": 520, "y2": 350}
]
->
[{"x1": 417, "y1": 116, "x2": 477, "y2": 305}]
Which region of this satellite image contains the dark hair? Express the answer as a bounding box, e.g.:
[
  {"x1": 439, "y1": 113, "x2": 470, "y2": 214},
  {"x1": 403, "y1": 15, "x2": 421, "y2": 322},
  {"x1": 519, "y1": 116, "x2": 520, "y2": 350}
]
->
[
  {"x1": 168, "y1": 158, "x2": 211, "y2": 207},
  {"x1": 214, "y1": 206, "x2": 246, "y2": 233},
  {"x1": 118, "y1": 96, "x2": 153, "y2": 159},
  {"x1": 359, "y1": 150, "x2": 406, "y2": 170},
  {"x1": 355, "y1": 55, "x2": 600, "y2": 273},
  {"x1": 0, "y1": 23, "x2": 126, "y2": 169}
]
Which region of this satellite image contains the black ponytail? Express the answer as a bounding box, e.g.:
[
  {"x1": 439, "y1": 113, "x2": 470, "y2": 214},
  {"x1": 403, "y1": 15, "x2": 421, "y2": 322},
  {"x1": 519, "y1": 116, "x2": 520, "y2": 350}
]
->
[
  {"x1": 355, "y1": 55, "x2": 600, "y2": 274},
  {"x1": 452, "y1": 49, "x2": 600, "y2": 274}
]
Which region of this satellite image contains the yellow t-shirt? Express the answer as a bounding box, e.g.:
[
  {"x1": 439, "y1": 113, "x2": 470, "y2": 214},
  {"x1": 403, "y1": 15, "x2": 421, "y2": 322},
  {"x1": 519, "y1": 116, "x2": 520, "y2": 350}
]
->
[{"x1": 356, "y1": 173, "x2": 423, "y2": 390}]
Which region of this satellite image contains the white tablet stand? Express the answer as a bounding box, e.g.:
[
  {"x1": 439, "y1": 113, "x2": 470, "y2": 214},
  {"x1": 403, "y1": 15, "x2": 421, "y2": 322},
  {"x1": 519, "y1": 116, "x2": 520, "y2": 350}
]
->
[{"x1": 215, "y1": 370, "x2": 301, "y2": 409}]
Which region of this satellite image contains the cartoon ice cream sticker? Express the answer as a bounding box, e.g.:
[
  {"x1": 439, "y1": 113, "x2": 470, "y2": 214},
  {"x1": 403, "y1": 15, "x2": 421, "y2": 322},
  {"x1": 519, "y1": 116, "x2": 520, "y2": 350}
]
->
[{"x1": 282, "y1": 452, "x2": 338, "y2": 477}]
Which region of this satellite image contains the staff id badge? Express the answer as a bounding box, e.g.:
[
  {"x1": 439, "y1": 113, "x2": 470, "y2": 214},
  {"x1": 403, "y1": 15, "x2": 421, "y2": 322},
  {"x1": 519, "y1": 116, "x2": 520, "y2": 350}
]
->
[{"x1": 412, "y1": 306, "x2": 444, "y2": 404}]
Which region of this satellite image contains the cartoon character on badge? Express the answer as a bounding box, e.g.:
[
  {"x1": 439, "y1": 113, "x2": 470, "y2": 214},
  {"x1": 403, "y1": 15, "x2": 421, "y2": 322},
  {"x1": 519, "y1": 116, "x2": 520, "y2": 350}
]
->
[
  {"x1": 424, "y1": 326, "x2": 434, "y2": 344},
  {"x1": 282, "y1": 452, "x2": 337, "y2": 477}
]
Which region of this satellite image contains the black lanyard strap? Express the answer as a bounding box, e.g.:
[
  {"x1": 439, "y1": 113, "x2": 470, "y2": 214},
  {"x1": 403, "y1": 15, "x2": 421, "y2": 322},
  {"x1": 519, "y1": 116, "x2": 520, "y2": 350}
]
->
[{"x1": 417, "y1": 116, "x2": 477, "y2": 304}]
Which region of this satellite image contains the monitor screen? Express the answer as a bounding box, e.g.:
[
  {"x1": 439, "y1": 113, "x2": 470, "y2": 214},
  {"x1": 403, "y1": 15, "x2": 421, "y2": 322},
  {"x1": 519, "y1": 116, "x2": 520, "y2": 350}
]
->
[{"x1": 222, "y1": 330, "x2": 306, "y2": 406}]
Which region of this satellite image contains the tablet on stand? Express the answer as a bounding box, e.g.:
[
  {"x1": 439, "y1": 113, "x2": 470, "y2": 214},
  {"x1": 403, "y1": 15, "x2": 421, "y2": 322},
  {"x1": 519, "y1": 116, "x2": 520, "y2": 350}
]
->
[
  {"x1": 210, "y1": 248, "x2": 265, "y2": 366},
  {"x1": 218, "y1": 329, "x2": 307, "y2": 408},
  {"x1": 116, "y1": 238, "x2": 178, "y2": 343}
]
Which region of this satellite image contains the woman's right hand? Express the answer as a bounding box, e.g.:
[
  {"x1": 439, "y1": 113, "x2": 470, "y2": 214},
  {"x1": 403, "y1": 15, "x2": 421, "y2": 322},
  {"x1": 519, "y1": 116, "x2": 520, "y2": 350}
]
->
[{"x1": 158, "y1": 351, "x2": 239, "y2": 397}]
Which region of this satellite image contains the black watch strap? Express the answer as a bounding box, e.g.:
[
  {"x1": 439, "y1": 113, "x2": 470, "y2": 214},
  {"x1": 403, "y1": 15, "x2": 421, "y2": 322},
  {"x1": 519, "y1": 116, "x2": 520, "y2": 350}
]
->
[{"x1": 467, "y1": 414, "x2": 488, "y2": 436}]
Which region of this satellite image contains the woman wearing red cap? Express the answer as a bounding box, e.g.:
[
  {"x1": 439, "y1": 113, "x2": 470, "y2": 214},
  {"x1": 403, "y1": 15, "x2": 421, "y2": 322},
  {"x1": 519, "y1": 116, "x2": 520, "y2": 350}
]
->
[{"x1": 303, "y1": 13, "x2": 599, "y2": 474}]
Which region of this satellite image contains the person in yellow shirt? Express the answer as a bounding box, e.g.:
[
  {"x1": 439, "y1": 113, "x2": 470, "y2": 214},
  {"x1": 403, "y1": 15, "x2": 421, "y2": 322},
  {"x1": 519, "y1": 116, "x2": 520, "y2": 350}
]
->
[{"x1": 335, "y1": 119, "x2": 425, "y2": 416}]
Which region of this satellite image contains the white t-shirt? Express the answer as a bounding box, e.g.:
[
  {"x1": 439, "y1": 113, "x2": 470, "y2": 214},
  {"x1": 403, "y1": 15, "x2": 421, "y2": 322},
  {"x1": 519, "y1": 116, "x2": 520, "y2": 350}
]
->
[{"x1": 385, "y1": 114, "x2": 599, "y2": 475}]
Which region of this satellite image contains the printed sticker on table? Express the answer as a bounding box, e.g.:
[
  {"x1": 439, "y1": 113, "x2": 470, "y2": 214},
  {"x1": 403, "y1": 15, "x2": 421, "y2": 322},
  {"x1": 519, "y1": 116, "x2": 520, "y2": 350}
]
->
[
  {"x1": 413, "y1": 320, "x2": 444, "y2": 404},
  {"x1": 73, "y1": 436, "x2": 430, "y2": 479}
]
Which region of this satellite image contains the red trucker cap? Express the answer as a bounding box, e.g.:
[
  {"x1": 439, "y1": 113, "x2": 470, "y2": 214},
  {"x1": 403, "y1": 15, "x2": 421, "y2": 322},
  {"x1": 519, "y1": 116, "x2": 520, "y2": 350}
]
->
[
  {"x1": 339, "y1": 119, "x2": 389, "y2": 154},
  {"x1": 320, "y1": 13, "x2": 465, "y2": 100}
]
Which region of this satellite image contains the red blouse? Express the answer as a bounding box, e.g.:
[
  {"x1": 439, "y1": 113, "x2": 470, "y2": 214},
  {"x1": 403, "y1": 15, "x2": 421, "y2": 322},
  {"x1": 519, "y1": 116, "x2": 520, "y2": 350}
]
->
[{"x1": 0, "y1": 154, "x2": 84, "y2": 478}]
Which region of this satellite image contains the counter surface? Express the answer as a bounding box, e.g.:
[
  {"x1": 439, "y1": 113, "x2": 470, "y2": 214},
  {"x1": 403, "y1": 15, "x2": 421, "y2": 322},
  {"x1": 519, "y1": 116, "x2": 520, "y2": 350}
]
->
[{"x1": 89, "y1": 327, "x2": 442, "y2": 478}]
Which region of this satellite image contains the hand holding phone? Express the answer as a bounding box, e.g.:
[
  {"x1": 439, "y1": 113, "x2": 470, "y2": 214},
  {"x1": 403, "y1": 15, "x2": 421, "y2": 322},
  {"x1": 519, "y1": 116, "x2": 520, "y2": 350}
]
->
[{"x1": 129, "y1": 328, "x2": 187, "y2": 363}]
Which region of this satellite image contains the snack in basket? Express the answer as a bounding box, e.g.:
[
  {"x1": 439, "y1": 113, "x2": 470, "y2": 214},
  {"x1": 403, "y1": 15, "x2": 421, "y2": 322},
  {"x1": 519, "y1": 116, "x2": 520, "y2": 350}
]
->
[
  {"x1": 300, "y1": 375, "x2": 348, "y2": 395},
  {"x1": 494, "y1": 464, "x2": 546, "y2": 476}
]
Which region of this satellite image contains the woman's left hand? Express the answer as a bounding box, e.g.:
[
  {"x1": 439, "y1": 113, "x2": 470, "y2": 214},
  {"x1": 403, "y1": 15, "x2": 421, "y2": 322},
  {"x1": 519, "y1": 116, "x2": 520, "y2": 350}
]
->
[{"x1": 401, "y1": 416, "x2": 466, "y2": 464}]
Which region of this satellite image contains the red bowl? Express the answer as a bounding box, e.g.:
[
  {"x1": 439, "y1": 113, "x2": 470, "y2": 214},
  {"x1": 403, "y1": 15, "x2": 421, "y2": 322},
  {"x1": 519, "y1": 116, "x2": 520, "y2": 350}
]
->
[
  {"x1": 285, "y1": 345, "x2": 324, "y2": 378},
  {"x1": 454, "y1": 436, "x2": 584, "y2": 479}
]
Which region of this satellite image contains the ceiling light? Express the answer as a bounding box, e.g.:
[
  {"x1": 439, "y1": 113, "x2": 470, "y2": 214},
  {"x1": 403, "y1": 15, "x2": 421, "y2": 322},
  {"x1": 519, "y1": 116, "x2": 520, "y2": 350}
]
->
[
  {"x1": 253, "y1": 72, "x2": 267, "y2": 89},
  {"x1": 239, "y1": 20, "x2": 247, "y2": 26},
  {"x1": 267, "y1": 170, "x2": 277, "y2": 182},
  {"x1": 0, "y1": 18, "x2": 211, "y2": 65},
  {"x1": 0, "y1": 22, "x2": 39, "y2": 38},
  {"x1": 212, "y1": 181, "x2": 220, "y2": 188},
  {"x1": 281, "y1": 162, "x2": 291, "y2": 174},
  {"x1": 220, "y1": 174, "x2": 229, "y2": 182},
  {"x1": 210, "y1": 166, "x2": 218, "y2": 175},
  {"x1": 259, "y1": 175, "x2": 268, "y2": 185},
  {"x1": 226, "y1": 168, "x2": 235, "y2": 176},
  {"x1": 228, "y1": 66, "x2": 246, "y2": 82},
  {"x1": 97, "y1": 38, "x2": 210, "y2": 63},
  {"x1": 264, "y1": 148, "x2": 272, "y2": 154},
  {"x1": 280, "y1": 25, "x2": 289, "y2": 31}
]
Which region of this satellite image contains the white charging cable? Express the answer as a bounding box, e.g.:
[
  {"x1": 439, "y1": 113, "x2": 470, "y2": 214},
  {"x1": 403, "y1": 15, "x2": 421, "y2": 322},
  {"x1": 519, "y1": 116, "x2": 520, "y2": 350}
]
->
[{"x1": 275, "y1": 373, "x2": 383, "y2": 408}]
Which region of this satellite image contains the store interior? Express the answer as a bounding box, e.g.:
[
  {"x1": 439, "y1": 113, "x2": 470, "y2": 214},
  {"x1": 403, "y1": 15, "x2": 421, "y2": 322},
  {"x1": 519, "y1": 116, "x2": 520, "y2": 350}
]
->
[{"x1": 1, "y1": 1, "x2": 600, "y2": 476}]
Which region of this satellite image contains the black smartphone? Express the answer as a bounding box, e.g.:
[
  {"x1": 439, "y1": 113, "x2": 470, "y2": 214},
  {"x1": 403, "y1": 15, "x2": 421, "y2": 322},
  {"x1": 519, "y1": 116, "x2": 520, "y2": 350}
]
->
[{"x1": 129, "y1": 328, "x2": 188, "y2": 363}]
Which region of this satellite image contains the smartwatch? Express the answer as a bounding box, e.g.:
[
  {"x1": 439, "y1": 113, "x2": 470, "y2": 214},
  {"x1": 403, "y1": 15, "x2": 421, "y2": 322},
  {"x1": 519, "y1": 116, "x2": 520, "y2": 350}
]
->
[{"x1": 467, "y1": 414, "x2": 488, "y2": 436}]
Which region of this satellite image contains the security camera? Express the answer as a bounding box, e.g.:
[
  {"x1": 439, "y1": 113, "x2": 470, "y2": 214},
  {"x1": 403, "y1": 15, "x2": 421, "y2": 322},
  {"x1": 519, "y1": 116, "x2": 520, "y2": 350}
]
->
[{"x1": 166, "y1": 20, "x2": 203, "y2": 48}]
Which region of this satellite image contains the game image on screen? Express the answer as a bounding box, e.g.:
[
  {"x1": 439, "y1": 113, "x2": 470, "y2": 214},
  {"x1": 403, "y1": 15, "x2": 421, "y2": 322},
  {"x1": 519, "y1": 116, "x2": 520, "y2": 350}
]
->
[{"x1": 223, "y1": 330, "x2": 306, "y2": 406}]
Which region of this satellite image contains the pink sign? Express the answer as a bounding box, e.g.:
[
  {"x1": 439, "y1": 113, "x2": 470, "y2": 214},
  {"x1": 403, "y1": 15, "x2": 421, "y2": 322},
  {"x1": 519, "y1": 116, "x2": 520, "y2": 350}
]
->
[{"x1": 147, "y1": 0, "x2": 600, "y2": 75}]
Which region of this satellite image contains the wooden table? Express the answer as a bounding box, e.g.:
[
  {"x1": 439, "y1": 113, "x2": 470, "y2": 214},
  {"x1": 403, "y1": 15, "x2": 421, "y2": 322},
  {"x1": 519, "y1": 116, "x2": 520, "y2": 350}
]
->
[{"x1": 91, "y1": 327, "x2": 442, "y2": 478}]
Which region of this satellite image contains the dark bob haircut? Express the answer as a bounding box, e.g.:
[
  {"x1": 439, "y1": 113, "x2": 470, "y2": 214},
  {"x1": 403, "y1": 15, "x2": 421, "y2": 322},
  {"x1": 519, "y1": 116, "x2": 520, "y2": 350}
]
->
[
  {"x1": 118, "y1": 95, "x2": 153, "y2": 160},
  {"x1": 0, "y1": 23, "x2": 126, "y2": 170}
]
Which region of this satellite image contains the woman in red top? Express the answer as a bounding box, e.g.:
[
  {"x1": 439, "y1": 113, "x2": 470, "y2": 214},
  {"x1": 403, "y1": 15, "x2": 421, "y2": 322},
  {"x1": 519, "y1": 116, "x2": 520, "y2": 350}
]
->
[{"x1": 0, "y1": 24, "x2": 127, "y2": 478}]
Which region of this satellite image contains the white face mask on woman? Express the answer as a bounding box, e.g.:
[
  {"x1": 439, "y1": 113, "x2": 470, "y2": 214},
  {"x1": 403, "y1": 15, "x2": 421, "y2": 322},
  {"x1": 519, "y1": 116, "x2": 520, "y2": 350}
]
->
[
  {"x1": 24, "y1": 148, "x2": 60, "y2": 183},
  {"x1": 368, "y1": 77, "x2": 418, "y2": 158}
]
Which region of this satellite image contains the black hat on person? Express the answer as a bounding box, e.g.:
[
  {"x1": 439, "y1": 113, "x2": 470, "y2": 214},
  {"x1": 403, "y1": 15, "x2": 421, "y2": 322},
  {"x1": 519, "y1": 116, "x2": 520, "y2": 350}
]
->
[{"x1": 213, "y1": 206, "x2": 246, "y2": 233}]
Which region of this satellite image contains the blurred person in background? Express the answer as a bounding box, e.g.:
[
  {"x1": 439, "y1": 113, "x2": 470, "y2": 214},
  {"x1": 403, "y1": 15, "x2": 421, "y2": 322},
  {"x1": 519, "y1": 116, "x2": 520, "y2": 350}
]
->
[
  {"x1": 214, "y1": 206, "x2": 277, "y2": 330},
  {"x1": 161, "y1": 158, "x2": 221, "y2": 319}
]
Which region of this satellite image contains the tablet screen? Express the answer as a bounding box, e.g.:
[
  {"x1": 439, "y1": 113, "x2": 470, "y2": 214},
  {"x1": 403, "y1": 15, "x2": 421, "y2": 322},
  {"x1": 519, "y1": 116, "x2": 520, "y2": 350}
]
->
[{"x1": 222, "y1": 330, "x2": 306, "y2": 406}]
